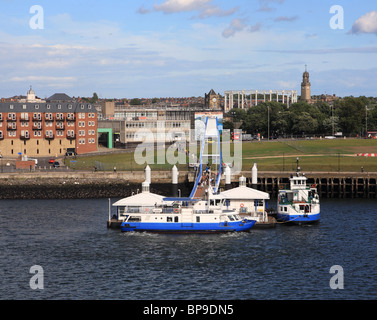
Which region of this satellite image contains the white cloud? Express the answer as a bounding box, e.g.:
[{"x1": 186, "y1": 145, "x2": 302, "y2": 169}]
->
[
  {"x1": 274, "y1": 15, "x2": 298, "y2": 22},
  {"x1": 222, "y1": 19, "x2": 261, "y2": 38},
  {"x1": 257, "y1": 0, "x2": 285, "y2": 12},
  {"x1": 154, "y1": 0, "x2": 212, "y2": 13},
  {"x1": 350, "y1": 11, "x2": 377, "y2": 35},
  {"x1": 153, "y1": 0, "x2": 236, "y2": 18}
]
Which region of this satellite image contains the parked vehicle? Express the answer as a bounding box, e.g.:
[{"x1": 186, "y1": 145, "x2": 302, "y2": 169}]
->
[{"x1": 53, "y1": 161, "x2": 60, "y2": 168}]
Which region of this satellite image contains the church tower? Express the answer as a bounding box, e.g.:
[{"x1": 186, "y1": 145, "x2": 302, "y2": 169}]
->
[
  {"x1": 26, "y1": 86, "x2": 36, "y2": 102},
  {"x1": 300, "y1": 65, "x2": 311, "y2": 102},
  {"x1": 205, "y1": 89, "x2": 220, "y2": 109}
]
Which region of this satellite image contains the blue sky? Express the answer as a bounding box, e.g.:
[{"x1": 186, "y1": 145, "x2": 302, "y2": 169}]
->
[{"x1": 0, "y1": 0, "x2": 376, "y2": 99}]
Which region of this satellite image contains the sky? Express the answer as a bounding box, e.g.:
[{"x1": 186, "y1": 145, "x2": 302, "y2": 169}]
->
[{"x1": 0, "y1": 0, "x2": 376, "y2": 99}]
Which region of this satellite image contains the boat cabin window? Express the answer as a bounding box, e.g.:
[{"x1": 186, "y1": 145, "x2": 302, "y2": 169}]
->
[
  {"x1": 128, "y1": 216, "x2": 141, "y2": 222},
  {"x1": 210, "y1": 199, "x2": 222, "y2": 206},
  {"x1": 128, "y1": 206, "x2": 140, "y2": 213},
  {"x1": 167, "y1": 217, "x2": 173, "y2": 222},
  {"x1": 196, "y1": 217, "x2": 200, "y2": 223},
  {"x1": 174, "y1": 216, "x2": 179, "y2": 223},
  {"x1": 228, "y1": 215, "x2": 235, "y2": 221}
]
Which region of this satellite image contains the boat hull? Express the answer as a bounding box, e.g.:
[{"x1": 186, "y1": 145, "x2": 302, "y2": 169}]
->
[
  {"x1": 121, "y1": 220, "x2": 256, "y2": 233},
  {"x1": 277, "y1": 213, "x2": 320, "y2": 225}
]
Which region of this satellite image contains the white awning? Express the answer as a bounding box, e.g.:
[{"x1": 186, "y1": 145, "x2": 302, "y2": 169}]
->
[
  {"x1": 220, "y1": 186, "x2": 270, "y2": 200},
  {"x1": 113, "y1": 192, "x2": 172, "y2": 207}
]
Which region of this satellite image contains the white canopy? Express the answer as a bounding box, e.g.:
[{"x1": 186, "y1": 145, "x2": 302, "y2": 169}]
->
[
  {"x1": 220, "y1": 186, "x2": 270, "y2": 200},
  {"x1": 113, "y1": 192, "x2": 171, "y2": 207}
]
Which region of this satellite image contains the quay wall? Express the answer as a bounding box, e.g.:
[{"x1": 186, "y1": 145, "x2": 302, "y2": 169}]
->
[{"x1": 0, "y1": 171, "x2": 376, "y2": 200}]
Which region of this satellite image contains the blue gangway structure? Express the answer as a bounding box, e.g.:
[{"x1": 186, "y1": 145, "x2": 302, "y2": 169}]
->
[{"x1": 189, "y1": 117, "x2": 222, "y2": 199}]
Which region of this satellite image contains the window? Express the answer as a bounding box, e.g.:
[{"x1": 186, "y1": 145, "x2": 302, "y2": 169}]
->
[
  {"x1": 167, "y1": 217, "x2": 173, "y2": 222},
  {"x1": 196, "y1": 217, "x2": 200, "y2": 223},
  {"x1": 174, "y1": 217, "x2": 179, "y2": 223}
]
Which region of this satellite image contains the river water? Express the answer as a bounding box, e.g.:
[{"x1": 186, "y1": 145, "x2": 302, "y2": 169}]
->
[{"x1": 0, "y1": 198, "x2": 376, "y2": 300}]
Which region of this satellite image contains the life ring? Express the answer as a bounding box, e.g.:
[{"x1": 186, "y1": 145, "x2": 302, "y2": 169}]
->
[
  {"x1": 311, "y1": 184, "x2": 317, "y2": 188},
  {"x1": 240, "y1": 203, "x2": 245, "y2": 208},
  {"x1": 174, "y1": 208, "x2": 179, "y2": 213}
]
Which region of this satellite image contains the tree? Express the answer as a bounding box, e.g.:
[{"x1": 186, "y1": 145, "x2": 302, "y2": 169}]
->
[
  {"x1": 291, "y1": 112, "x2": 318, "y2": 135},
  {"x1": 130, "y1": 98, "x2": 142, "y2": 105},
  {"x1": 336, "y1": 97, "x2": 366, "y2": 136},
  {"x1": 223, "y1": 120, "x2": 234, "y2": 131},
  {"x1": 228, "y1": 108, "x2": 246, "y2": 122},
  {"x1": 87, "y1": 92, "x2": 99, "y2": 104}
]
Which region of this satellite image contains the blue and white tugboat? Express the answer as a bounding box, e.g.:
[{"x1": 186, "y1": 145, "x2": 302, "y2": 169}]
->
[{"x1": 277, "y1": 161, "x2": 320, "y2": 225}]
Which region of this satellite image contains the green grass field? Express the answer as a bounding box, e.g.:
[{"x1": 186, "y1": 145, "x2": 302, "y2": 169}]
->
[{"x1": 65, "y1": 138, "x2": 377, "y2": 172}]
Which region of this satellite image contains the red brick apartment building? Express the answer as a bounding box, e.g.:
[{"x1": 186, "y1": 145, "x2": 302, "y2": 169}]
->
[{"x1": 0, "y1": 101, "x2": 98, "y2": 157}]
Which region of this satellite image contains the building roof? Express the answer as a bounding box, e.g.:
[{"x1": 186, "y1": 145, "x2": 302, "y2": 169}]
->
[
  {"x1": 47, "y1": 93, "x2": 73, "y2": 101},
  {"x1": 0, "y1": 102, "x2": 96, "y2": 113},
  {"x1": 112, "y1": 192, "x2": 171, "y2": 207},
  {"x1": 220, "y1": 186, "x2": 270, "y2": 200}
]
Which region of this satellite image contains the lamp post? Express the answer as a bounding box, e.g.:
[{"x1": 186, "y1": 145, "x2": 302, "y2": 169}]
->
[
  {"x1": 267, "y1": 105, "x2": 270, "y2": 141},
  {"x1": 366, "y1": 105, "x2": 368, "y2": 138}
]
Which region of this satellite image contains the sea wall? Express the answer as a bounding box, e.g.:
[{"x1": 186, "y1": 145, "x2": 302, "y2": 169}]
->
[
  {"x1": 0, "y1": 171, "x2": 376, "y2": 199},
  {"x1": 0, "y1": 172, "x2": 192, "y2": 200}
]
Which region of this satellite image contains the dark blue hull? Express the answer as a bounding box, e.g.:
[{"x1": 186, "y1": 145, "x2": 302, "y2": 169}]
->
[
  {"x1": 277, "y1": 213, "x2": 320, "y2": 225},
  {"x1": 121, "y1": 220, "x2": 256, "y2": 233}
]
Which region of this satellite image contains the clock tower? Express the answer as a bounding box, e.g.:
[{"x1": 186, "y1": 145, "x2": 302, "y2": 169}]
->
[
  {"x1": 300, "y1": 65, "x2": 311, "y2": 102},
  {"x1": 205, "y1": 89, "x2": 220, "y2": 109}
]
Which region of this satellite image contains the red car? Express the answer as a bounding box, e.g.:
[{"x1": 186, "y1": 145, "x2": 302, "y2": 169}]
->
[{"x1": 49, "y1": 159, "x2": 55, "y2": 164}]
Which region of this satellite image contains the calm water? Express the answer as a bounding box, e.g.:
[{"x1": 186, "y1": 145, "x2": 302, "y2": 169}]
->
[{"x1": 0, "y1": 198, "x2": 376, "y2": 300}]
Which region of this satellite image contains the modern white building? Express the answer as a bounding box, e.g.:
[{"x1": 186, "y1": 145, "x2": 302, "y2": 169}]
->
[{"x1": 224, "y1": 89, "x2": 298, "y2": 112}]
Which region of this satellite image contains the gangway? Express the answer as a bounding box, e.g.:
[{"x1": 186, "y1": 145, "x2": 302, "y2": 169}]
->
[{"x1": 189, "y1": 117, "x2": 222, "y2": 199}]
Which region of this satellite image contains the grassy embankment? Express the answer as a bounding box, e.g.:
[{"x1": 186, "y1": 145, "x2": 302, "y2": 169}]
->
[{"x1": 65, "y1": 139, "x2": 377, "y2": 172}]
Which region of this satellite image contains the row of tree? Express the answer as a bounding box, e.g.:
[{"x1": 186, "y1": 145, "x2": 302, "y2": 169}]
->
[{"x1": 225, "y1": 96, "x2": 377, "y2": 137}]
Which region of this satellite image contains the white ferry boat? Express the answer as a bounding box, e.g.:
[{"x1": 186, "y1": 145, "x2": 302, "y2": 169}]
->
[
  {"x1": 277, "y1": 171, "x2": 320, "y2": 225},
  {"x1": 113, "y1": 182, "x2": 255, "y2": 233}
]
